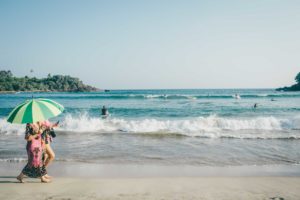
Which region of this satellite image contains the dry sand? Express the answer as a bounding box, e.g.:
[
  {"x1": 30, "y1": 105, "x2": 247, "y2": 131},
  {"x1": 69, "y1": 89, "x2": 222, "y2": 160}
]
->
[
  {"x1": 0, "y1": 176, "x2": 300, "y2": 200},
  {"x1": 1, "y1": 163, "x2": 300, "y2": 199}
]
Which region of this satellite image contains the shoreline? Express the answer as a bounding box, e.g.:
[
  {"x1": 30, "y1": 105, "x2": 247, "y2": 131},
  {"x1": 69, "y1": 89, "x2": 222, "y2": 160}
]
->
[
  {"x1": 1, "y1": 161, "x2": 300, "y2": 178},
  {"x1": 0, "y1": 89, "x2": 103, "y2": 94}
]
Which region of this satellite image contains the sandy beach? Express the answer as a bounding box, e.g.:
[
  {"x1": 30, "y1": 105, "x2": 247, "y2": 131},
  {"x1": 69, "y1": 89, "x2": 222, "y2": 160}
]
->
[
  {"x1": 1, "y1": 176, "x2": 300, "y2": 200},
  {"x1": 0, "y1": 162, "x2": 300, "y2": 199}
]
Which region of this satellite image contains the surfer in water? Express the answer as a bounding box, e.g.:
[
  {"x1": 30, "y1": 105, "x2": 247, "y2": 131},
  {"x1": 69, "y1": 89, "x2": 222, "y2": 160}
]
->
[
  {"x1": 234, "y1": 94, "x2": 241, "y2": 99},
  {"x1": 101, "y1": 106, "x2": 109, "y2": 118},
  {"x1": 253, "y1": 103, "x2": 258, "y2": 109}
]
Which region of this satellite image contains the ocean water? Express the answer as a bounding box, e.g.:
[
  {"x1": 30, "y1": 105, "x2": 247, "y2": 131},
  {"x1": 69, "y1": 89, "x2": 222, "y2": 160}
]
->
[{"x1": 0, "y1": 89, "x2": 300, "y2": 166}]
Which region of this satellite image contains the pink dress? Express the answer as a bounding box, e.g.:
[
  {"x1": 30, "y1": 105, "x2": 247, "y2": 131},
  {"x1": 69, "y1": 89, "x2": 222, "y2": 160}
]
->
[{"x1": 21, "y1": 124, "x2": 47, "y2": 178}]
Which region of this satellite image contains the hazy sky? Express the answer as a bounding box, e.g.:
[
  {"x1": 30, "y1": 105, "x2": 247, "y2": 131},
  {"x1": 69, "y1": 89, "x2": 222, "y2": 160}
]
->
[{"x1": 0, "y1": 0, "x2": 299, "y2": 89}]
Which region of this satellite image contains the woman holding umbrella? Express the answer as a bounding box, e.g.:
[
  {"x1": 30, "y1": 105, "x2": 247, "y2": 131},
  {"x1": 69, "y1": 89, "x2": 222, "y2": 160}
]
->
[
  {"x1": 7, "y1": 98, "x2": 64, "y2": 183},
  {"x1": 16, "y1": 121, "x2": 50, "y2": 183}
]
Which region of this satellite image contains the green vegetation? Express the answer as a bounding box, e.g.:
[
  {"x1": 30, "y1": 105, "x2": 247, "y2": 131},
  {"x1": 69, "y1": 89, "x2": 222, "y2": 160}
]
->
[
  {"x1": 0, "y1": 70, "x2": 99, "y2": 92},
  {"x1": 276, "y1": 72, "x2": 300, "y2": 91}
]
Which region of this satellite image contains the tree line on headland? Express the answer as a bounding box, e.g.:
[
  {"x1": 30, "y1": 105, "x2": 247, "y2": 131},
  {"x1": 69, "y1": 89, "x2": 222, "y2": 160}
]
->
[
  {"x1": 276, "y1": 72, "x2": 300, "y2": 91},
  {"x1": 1, "y1": 70, "x2": 299, "y2": 92},
  {"x1": 0, "y1": 70, "x2": 99, "y2": 92}
]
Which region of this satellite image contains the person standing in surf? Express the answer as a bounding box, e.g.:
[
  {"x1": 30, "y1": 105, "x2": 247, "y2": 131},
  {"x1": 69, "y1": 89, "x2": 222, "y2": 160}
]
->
[{"x1": 101, "y1": 105, "x2": 109, "y2": 118}]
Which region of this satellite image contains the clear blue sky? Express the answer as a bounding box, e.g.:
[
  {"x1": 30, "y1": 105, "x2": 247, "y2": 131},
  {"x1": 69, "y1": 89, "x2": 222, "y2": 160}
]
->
[{"x1": 0, "y1": 0, "x2": 299, "y2": 89}]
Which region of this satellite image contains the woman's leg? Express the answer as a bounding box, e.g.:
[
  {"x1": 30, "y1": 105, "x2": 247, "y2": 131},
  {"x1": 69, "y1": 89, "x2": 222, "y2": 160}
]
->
[
  {"x1": 44, "y1": 144, "x2": 55, "y2": 167},
  {"x1": 43, "y1": 151, "x2": 49, "y2": 165}
]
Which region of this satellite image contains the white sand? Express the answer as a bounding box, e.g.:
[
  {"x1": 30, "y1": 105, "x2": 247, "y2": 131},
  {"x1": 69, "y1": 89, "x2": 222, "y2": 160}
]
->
[
  {"x1": 1, "y1": 162, "x2": 300, "y2": 199},
  {"x1": 0, "y1": 177, "x2": 300, "y2": 200}
]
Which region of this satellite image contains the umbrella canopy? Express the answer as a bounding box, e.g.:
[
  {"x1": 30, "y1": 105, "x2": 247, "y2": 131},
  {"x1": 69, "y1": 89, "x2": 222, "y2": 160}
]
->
[{"x1": 7, "y1": 99, "x2": 64, "y2": 124}]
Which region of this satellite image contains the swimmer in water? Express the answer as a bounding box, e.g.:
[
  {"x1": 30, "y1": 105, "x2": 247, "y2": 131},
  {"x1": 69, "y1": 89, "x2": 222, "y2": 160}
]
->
[
  {"x1": 101, "y1": 106, "x2": 109, "y2": 117},
  {"x1": 253, "y1": 103, "x2": 258, "y2": 109},
  {"x1": 234, "y1": 94, "x2": 241, "y2": 99}
]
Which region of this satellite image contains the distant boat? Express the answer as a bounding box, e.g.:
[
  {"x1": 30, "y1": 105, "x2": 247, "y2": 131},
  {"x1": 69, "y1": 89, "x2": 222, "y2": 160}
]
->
[{"x1": 104, "y1": 89, "x2": 110, "y2": 92}]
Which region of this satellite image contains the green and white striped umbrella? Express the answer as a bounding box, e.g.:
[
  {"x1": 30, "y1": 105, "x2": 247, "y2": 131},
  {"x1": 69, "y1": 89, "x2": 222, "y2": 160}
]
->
[{"x1": 7, "y1": 99, "x2": 64, "y2": 124}]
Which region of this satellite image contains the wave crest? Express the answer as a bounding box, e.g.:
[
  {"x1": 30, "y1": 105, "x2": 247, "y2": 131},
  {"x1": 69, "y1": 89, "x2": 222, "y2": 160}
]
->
[{"x1": 1, "y1": 114, "x2": 300, "y2": 138}]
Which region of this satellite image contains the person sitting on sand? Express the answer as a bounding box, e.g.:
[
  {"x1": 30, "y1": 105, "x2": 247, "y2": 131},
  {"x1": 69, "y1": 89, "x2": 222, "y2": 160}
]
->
[{"x1": 16, "y1": 122, "x2": 51, "y2": 183}]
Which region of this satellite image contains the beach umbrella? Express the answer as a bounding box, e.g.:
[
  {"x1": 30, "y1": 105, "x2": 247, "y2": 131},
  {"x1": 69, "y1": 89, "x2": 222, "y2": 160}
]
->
[{"x1": 7, "y1": 99, "x2": 64, "y2": 124}]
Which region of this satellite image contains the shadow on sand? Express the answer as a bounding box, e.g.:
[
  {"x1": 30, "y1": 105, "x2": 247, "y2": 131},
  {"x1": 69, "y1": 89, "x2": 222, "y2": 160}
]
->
[{"x1": 0, "y1": 176, "x2": 41, "y2": 184}]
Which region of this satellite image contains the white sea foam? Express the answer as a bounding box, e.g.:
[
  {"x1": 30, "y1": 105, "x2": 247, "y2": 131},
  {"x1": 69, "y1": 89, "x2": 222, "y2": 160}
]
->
[
  {"x1": 0, "y1": 158, "x2": 27, "y2": 162},
  {"x1": 54, "y1": 114, "x2": 300, "y2": 138},
  {"x1": 257, "y1": 94, "x2": 269, "y2": 97},
  {"x1": 1, "y1": 115, "x2": 299, "y2": 138},
  {"x1": 61, "y1": 114, "x2": 294, "y2": 131},
  {"x1": 0, "y1": 158, "x2": 75, "y2": 163},
  {"x1": 144, "y1": 94, "x2": 164, "y2": 99},
  {"x1": 0, "y1": 119, "x2": 24, "y2": 135}
]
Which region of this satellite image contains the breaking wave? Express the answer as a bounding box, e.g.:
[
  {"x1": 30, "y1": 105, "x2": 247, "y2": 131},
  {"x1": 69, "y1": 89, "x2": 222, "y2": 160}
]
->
[{"x1": 1, "y1": 114, "x2": 300, "y2": 139}]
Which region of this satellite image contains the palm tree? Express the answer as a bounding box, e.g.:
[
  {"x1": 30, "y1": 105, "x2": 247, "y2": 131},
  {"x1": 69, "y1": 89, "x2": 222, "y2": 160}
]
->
[{"x1": 295, "y1": 72, "x2": 300, "y2": 84}]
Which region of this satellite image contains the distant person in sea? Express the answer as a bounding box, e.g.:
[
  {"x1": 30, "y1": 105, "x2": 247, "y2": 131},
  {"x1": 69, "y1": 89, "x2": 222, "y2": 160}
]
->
[
  {"x1": 16, "y1": 122, "x2": 50, "y2": 183},
  {"x1": 101, "y1": 106, "x2": 109, "y2": 118},
  {"x1": 271, "y1": 98, "x2": 276, "y2": 101},
  {"x1": 253, "y1": 103, "x2": 258, "y2": 109},
  {"x1": 234, "y1": 94, "x2": 241, "y2": 99}
]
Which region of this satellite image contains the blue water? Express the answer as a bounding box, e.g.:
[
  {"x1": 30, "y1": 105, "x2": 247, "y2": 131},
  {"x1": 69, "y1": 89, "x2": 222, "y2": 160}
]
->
[{"x1": 0, "y1": 89, "x2": 300, "y2": 166}]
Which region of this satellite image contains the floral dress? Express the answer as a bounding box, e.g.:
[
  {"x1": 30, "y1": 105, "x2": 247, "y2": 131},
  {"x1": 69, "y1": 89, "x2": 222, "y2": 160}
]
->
[{"x1": 22, "y1": 124, "x2": 47, "y2": 178}]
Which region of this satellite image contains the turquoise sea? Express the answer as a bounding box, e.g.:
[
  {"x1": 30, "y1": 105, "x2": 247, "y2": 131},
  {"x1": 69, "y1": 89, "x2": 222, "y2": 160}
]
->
[{"x1": 0, "y1": 89, "x2": 300, "y2": 166}]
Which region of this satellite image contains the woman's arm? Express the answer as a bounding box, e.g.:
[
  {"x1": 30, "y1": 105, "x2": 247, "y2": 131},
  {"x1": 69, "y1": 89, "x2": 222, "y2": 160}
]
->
[
  {"x1": 25, "y1": 134, "x2": 41, "y2": 141},
  {"x1": 49, "y1": 122, "x2": 59, "y2": 128}
]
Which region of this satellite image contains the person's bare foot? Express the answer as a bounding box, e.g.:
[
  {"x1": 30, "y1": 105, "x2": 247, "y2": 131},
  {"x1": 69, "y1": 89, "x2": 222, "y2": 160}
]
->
[
  {"x1": 41, "y1": 176, "x2": 51, "y2": 183},
  {"x1": 44, "y1": 174, "x2": 52, "y2": 179},
  {"x1": 16, "y1": 175, "x2": 24, "y2": 183}
]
